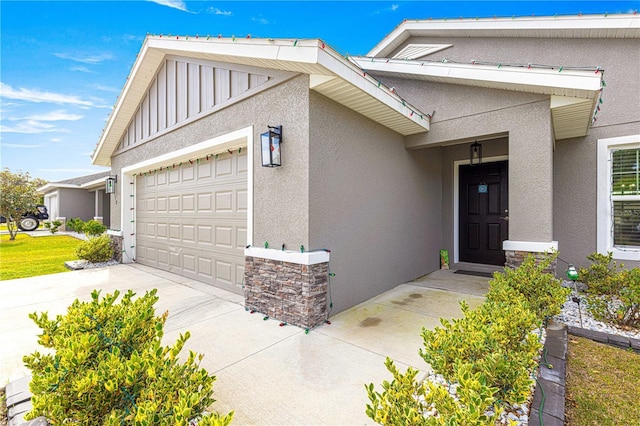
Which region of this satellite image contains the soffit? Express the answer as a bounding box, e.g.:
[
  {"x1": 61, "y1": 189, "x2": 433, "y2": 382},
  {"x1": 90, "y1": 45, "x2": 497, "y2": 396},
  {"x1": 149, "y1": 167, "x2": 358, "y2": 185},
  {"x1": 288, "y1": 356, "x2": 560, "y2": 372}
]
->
[
  {"x1": 92, "y1": 37, "x2": 429, "y2": 167},
  {"x1": 370, "y1": 15, "x2": 640, "y2": 58},
  {"x1": 352, "y1": 57, "x2": 603, "y2": 140}
]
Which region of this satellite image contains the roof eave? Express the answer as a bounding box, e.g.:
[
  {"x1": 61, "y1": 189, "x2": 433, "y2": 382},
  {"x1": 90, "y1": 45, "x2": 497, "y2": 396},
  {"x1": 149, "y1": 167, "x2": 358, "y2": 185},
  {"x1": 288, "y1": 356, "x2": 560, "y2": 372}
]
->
[
  {"x1": 369, "y1": 15, "x2": 640, "y2": 58},
  {"x1": 92, "y1": 37, "x2": 430, "y2": 166}
]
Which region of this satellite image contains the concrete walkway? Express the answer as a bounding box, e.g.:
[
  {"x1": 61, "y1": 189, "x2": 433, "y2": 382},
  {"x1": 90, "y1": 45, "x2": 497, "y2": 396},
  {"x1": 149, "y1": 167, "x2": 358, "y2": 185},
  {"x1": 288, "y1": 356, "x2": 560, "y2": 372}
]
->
[{"x1": 0, "y1": 264, "x2": 490, "y2": 425}]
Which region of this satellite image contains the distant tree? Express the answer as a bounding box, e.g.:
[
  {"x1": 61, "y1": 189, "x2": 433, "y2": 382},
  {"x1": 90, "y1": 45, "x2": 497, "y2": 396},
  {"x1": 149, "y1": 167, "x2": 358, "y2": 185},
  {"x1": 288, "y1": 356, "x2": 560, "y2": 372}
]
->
[{"x1": 0, "y1": 168, "x2": 47, "y2": 240}]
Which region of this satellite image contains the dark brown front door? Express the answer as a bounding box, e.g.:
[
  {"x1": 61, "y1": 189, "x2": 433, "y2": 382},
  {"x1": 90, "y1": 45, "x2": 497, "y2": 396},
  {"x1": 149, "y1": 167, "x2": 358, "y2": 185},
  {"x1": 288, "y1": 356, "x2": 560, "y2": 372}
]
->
[{"x1": 459, "y1": 161, "x2": 509, "y2": 265}]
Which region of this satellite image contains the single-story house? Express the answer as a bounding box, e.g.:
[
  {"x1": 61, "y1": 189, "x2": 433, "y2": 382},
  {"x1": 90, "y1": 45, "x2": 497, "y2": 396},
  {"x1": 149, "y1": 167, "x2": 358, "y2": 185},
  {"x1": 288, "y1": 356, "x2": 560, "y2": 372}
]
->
[
  {"x1": 92, "y1": 14, "x2": 640, "y2": 328},
  {"x1": 38, "y1": 171, "x2": 111, "y2": 228}
]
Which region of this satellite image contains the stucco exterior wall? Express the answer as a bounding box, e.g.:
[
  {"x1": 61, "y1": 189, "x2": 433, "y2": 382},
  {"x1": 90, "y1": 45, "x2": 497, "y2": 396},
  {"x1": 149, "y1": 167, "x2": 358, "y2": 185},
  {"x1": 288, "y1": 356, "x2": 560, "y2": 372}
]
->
[
  {"x1": 110, "y1": 74, "x2": 311, "y2": 247},
  {"x1": 308, "y1": 91, "x2": 443, "y2": 313},
  {"x1": 389, "y1": 35, "x2": 640, "y2": 266},
  {"x1": 58, "y1": 188, "x2": 95, "y2": 221}
]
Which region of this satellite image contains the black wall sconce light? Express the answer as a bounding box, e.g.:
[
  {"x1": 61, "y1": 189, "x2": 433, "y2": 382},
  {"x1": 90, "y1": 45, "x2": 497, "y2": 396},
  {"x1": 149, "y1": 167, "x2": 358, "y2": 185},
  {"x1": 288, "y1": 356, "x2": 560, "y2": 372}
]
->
[
  {"x1": 261, "y1": 125, "x2": 282, "y2": 167},
  {"x1": 105, "y1": 175, "x2": 117, "y2": 194},
  {"x1": 470, "y1": 141, "x2": 482, "y2": 166}
]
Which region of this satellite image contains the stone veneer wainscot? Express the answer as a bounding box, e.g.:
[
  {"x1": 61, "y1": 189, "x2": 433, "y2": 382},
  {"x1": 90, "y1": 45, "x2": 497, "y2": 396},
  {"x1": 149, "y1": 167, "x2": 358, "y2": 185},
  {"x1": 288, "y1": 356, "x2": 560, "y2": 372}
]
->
[{"x1": 244, "y1": 247, "x2": 330, "y2": 329}]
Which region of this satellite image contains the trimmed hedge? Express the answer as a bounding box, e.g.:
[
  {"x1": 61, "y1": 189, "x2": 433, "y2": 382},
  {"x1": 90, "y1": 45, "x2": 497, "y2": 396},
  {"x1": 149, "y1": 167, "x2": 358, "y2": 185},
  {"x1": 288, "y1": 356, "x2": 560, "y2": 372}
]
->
[{"x1": 366, "y1": 252, "x2": 569, "y2": 425}]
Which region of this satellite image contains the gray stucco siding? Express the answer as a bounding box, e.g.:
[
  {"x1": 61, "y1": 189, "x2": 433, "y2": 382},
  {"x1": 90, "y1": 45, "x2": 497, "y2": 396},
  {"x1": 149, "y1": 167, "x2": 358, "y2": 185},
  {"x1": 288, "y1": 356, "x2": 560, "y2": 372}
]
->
[
  {"x1": 308, "y1": 91, "x2": 443, "y2": 314},
  {"x1": 394, "y1": 37, "x2": 639, "y2": 129},
  {"x1": 58, "y1": 188, "x2": 95, "y2": 221},
  {"x1": 110, "y1": 74, "x2": 311, "y2": 249}
]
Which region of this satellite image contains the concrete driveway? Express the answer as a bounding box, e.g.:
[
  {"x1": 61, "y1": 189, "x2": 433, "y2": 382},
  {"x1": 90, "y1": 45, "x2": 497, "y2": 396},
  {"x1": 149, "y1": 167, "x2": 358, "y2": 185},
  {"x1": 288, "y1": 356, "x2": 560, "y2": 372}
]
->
[{"x1": 0, "y1": 264, "x2": 490, "y2": 425}]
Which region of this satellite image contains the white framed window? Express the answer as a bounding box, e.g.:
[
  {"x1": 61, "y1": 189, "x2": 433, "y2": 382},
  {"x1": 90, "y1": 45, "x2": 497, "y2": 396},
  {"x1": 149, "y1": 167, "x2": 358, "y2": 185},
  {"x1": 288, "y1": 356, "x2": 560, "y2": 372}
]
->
[{"x1": 597, "y1": 134, "x2": 640, "y2": 260}]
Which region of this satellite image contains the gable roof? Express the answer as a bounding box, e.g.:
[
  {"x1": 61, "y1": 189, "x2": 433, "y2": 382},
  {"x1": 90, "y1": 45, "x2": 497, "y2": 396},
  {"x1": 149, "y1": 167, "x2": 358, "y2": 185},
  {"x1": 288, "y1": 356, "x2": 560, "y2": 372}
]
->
[
  {"x1": 368, "y1": 14, "x2": 640, "y2": 58},
  {"x1": 38, "y1": 171, "x2": 110, "y2": 193},
  {"x1": 354, "y1": 14, "x2": 637, "y2": 140},
  {"x1": 91, "y1": 37, "x2": 430, "y2": 166}
]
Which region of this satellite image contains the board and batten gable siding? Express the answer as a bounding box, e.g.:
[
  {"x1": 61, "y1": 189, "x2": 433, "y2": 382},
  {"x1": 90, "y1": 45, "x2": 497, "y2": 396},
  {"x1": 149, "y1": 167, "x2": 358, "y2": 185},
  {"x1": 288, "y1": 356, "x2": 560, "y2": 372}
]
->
[{"x1": 116, "y1": 57, "x2": 274, "y2": 152}]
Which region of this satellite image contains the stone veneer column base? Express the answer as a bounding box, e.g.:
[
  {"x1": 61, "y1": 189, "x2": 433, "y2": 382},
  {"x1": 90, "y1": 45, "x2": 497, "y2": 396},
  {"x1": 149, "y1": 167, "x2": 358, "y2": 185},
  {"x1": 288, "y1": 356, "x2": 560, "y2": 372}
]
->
[
  {"x1": 244, "y1": 252, "x2": 329, "y2": 330},
  {"x1": 503, "y1": 240, "x2": 559, "y2": 275},
  {"x1": 505, "y1": 250, "x2": 557, "y2": 274},
  {"x1": 107, "y1": 232, "x2": 124, "y2": 263}
]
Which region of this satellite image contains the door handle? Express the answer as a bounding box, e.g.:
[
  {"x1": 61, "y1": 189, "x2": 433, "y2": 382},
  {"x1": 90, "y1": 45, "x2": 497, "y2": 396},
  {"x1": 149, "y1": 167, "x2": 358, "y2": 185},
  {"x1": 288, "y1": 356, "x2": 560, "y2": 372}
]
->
[{"x1": 499, "y1": 216, "x2": 509, "y2": 221}]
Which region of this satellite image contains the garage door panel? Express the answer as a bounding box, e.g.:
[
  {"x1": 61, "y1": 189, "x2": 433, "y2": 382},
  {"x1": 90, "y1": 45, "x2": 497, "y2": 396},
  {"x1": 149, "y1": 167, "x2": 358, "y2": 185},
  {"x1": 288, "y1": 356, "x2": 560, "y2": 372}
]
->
[
  {"x1": 136, "y1": 149, "x2": 246, "y2": 294},
  {"x1": 182, "y1": 165, "x2": 195, "y2": 182},
  {"x1": 169, "y1": 196, "x2": 180, "y2": 212},
  {"x1": 215, "y1": 191, "x2": 233, "y2": 212},
  {"x1": 198, "y1": 162, "x2": 213, "y2": 179},
  {"x1": 237, "y1": 189, "x2": 247, "y2": 211},
  {"x1": 197, "y1": 193, "x2": 213, "y2": 212},
  {"x1": 215, "y1": 157, "x2": 233, "y2": 177}
]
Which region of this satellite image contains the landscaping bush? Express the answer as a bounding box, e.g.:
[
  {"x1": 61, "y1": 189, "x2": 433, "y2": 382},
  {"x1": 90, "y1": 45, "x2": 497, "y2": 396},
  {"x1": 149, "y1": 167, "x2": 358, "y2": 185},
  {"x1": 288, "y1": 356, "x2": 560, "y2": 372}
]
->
[
  {"x1": 579, "y1": 252, "x2": 640, "y2": 329},
  {"x1": 366, "y1": 252, "x2": 568, "y2": 424},
  {"x1": 67, "y1": 217, "x2": 85, "y2": 233},
  {"x1": 366, "y1": 358, "x2": 501, "y2": 426},
  {"x1": 420, "y1": 299, "x2": 540, "y2": 405},
  {"x1": 43, "y1": 220, "x2": 63, "y2": 234},
  {"x1": 23, "y1": 289, "x2": 234, "y2": 425},
  {"x1": 75, "y1": 234, "x2": 114, "y2": 263},
  {"x1": 486, "y1": 252, "x2": 570, "y2": 324},
  {"x1": 83, "y1": 219, "x2": 107, "y2": 237}
]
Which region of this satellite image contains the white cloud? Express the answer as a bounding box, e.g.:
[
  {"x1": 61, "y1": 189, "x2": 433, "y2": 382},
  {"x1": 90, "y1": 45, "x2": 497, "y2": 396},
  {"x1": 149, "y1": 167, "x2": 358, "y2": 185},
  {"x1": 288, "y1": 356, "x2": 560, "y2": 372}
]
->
[
  {"x1": 53, "y1": 52, "x2": 114, "y2": 65},
  {"x1": 148, "y1": 0, "x2": 189, "y2": 12},
  {"x1": 51, "y1": 137, "x2": 63, "y2": 143},
  {"x1": 372, "y1": 4, "x2": 400, "y2": 15},
  {"x1": 0, "y1": 120, "x2": 68, "y2": 134},
  {"x1": 89, "y1": 83, "x2": 120, "y2": 93},
  {"x1": 70, "y1": 66, "x2": 93, "y2": 73},
  {"x1": 1, "y1": 143, "x2": 42, "y2": 149},
  {"x1": 252, "y1": 16, "x2": 270, "y2": 25},
  {"x1": 0, "y1": 83, "x2": 95, "y2": 107},
  {"x1": 207, "y1": 7, "x2": 232, "y2": 16},
  {"x1": 9, "y1": 110, "x2": 83, "y2": 122}
]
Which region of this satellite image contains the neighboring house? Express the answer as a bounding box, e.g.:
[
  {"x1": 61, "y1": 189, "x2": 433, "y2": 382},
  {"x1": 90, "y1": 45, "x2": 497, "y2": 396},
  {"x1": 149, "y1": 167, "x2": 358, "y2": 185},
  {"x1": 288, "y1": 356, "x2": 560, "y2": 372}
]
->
[
  {"x1": 38, "y1": 171, "x2": 111, "y2": 228},
  {"x1": 91, "y1": 14, "x2": 640, "y2": 328}
]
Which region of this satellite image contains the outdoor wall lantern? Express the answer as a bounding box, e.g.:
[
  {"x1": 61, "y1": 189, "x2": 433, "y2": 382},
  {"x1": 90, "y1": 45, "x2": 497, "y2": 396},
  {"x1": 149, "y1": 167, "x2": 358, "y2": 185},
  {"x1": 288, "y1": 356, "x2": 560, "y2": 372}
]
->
[
  {"x1": 261, "y1": 125, "x2": 282, "y2": 167},
  {"x1": 470, "y1": 141, "x2": 482, "y2": 166},
  {"x1": 105, "y1": 175, "x2": 117, "y2": 194}
]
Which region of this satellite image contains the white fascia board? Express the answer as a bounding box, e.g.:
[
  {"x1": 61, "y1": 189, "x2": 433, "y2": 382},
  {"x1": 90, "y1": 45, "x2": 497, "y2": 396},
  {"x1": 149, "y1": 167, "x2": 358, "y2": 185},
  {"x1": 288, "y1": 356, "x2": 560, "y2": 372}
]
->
[
  {"x1": 318, "y1": 48, "x2": 429, "y2": 131},
  {"x1": 355, "y1": 58, "x2": 602, "y2": 95},
  {"x1": 121, "y1": 126, "x2": 251, "y2": 175},
  {"x1": 92, "y1": 38, "x2": 157, "y2": 167},
  {"x1": 147, "y1": 37, "x2": 321, "y2": 67},
  {"x1": 368, "y1": 15, "x2": 640, "y2": 57},
  {"x1": 245, "y1": 246, "x2": 330, "y2": 265},
  {"x1": 38, "y1": 183, "x2": 81, "y2": 193},
  {"x1": 80, "y1": 178, "x2": 108, "y2": 189}
]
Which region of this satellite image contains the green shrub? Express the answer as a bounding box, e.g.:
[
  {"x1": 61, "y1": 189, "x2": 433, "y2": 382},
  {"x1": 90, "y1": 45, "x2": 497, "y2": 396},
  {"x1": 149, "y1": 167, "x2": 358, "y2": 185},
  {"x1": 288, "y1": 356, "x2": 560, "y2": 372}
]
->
[
  {"x1": 366, "y1": 253, "x2": 567, "y2": 424},
  {"x1": 75, "y1": 234, "x2": 114, "y2": 263},
  {"x1": 420, "y1": 299, "x2": 540, "y2": 405},
  {"x1": 43, "y1": 220, "x2": 63, "y2": 234},
  {"x1": 366, "y1": 359, "x2": 501, "y2": 426},
  {"x1": 580, "y1": 252, "x2": 640, "y2": 329},
  {"x1": 486, "y1": 252, "x2": 569, "y2": 324},
  {"x1": 365, "y1": 358, "x2": 429, "y2": 425},
  {"x1": 83, "y1": 219, "x2": 107, "y2": 237},
  {"x1": 23, "y1": 289, "x2": 233, "y2": 425},
  {"x1": 66, "y1": 217, "x2": 85, "y2": 233}
]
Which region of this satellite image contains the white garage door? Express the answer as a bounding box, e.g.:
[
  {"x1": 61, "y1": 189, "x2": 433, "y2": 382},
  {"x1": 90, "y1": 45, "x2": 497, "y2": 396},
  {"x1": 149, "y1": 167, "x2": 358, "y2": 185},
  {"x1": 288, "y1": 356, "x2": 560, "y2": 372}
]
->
[{"x1": 136, "y1": 150, "x2": 247, "y2": 294}]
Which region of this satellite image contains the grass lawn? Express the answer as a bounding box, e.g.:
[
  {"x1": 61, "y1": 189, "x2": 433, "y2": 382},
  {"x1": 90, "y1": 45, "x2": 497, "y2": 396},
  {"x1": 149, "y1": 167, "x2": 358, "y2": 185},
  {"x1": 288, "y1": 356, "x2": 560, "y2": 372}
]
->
[
  {"x1": 565, "y1": 335, "x2": 640, "y2": 425},
  {"x1": 0, "y1": 233, "x2": 82, "y2": 280}
]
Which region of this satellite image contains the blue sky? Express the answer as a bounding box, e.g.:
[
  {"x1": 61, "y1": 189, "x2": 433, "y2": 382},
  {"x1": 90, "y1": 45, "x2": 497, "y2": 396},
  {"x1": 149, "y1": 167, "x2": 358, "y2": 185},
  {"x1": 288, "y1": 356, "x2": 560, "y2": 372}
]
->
[{"x1": 1, "y1": 1, "x2": 639, "y2": 182}]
